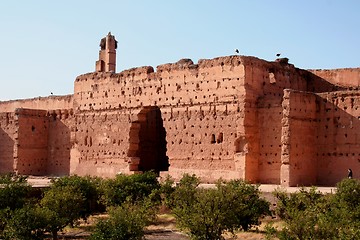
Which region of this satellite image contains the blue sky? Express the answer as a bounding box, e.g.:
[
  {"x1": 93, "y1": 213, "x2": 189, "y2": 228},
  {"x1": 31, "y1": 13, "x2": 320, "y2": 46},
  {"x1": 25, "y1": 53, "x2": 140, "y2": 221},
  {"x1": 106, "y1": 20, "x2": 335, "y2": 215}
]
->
[{"x1": 0, "y1": 0, "x2": 359, "y2": 101}]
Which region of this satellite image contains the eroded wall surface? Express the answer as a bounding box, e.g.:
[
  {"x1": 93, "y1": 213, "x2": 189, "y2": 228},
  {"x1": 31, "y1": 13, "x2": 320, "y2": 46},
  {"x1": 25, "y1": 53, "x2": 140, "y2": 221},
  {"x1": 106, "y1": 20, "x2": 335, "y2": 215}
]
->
[
  {"x1": 257, "y1": 97, "x2": 283, "y2": 184},
  {"x1": 0, "y1": 113, "x2": 16, "y2": 173},
  {"x1": 47, "y1": 109, "x2": 74, "y2": 176},
  {"x1": 241, "y1": 57, "x2": 336, "y2": 185},
  {"x1": 316, "y1": 90, "x2": 360, "y2": 185},
  {"x1": 0, "y1": 95, "x2": 73, "y2": 112},
  {"x1": 70, "y1": 110, "x2": 131, "y2": 177},
  {"x1": 1, "y1": 51, "x2": 359, "y2": 186},
  {"x1": 281, "y1": 90, "x2": 318, "y2": 186},
  {"x1": 310, "y1": 68, "x2": 360, "y2": 88},
  {"x1": 15, "y1": 109, "x2": 49, "y2": 175},
  {"x1": 72, "y1": 56, "x2": 247, "y2": 181}
]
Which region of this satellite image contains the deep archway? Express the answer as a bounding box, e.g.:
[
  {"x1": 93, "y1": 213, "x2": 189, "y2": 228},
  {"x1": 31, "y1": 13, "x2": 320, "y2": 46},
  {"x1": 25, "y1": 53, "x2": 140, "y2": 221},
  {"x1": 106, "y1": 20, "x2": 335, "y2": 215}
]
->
[{"x1": 127, "y1": 106, "x2": 169, "y2": 174}]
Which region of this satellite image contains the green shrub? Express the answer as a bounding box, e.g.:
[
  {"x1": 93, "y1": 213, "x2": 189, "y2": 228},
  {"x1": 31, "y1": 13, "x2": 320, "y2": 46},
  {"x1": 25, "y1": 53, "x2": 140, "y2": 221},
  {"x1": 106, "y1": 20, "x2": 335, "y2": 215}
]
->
[
  {"x1": 272, "y1": 182, "x2": 360, "y2": 240},
  {"x1": 50, "y1": 175, "x2": 103, "y2": 216},
  {"x1": 40, "y1": 185, "x2": 86, "y2": 239},
  {"x1": 3, "y1": 205, "x2": 48, "y2": 240},
  {"x1": 157, "y1": 175, "x2": 176, "y2": 209},
  {"x1": 334, "y1": 178, "x2": 360, "y2": 219},
  {"x1": 166, "y1": 173, "x2": 199, "y2": 209},
  {"x1": 171, "y1": 175, "x2": 270, "y2": 240},
  {"x1": 101, "y1": 171, "x2": 160, "y2": 207},
  {"x1": 0, "y1": 173, "x2": 33, "y2": 235},
  {"x1": 90, "y1": 203, "x2": 153, "y2": 240},
  {"x1": 0, "y1": 173, "x2": 32, "y2": 210}
]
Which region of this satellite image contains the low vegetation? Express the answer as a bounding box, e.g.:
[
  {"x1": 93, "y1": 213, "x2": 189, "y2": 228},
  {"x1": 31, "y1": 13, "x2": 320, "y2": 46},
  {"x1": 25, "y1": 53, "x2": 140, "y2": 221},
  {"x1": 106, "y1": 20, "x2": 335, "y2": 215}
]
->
[
  {"x1": 1, "y1": 172, "x2": 360, "y2": 239},
  {"x1": 266, "y1": 178, "x2": 360, "y2": 240},
  {"x1": 168, "y1": 174, "x2": 270, "y2": 239}
]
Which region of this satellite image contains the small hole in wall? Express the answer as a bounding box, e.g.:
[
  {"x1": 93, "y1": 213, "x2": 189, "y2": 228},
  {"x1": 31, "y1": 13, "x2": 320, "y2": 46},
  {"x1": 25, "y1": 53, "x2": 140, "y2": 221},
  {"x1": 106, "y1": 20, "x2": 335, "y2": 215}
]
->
[
  {"x1": 31, "y1": 126, "x2": 35, "y2": 132},
  {"x1": 211, "y1": 134, "x2": 216, "y2": 144}
]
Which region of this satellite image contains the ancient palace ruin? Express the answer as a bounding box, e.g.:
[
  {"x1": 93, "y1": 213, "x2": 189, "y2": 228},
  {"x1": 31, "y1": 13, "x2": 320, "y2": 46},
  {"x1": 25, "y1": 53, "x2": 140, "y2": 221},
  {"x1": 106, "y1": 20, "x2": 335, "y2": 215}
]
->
[{"x1": 1, "y1": 33, "x2": 360, "y2": 186}]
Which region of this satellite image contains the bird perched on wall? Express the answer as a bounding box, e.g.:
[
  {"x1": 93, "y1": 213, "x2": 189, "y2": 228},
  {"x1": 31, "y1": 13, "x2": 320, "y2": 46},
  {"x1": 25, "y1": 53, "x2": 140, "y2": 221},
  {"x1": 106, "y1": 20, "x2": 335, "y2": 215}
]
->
[
  {"x1": 276, "y1": 53, "x2": 281, "y2": 57},
  {"x1": 50, "y1": 92, "x2": 53, "y2": 95},
  {"x1": 235, "y1": 49, "x2": 239, "y2": 54}
]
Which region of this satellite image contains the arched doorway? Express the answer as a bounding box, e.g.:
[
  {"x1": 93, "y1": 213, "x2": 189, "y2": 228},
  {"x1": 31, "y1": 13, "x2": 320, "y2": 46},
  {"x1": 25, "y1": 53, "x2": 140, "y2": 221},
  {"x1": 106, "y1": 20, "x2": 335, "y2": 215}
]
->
[{"x1": 127, "y1": 106, "x2": 169, "y2": 174}]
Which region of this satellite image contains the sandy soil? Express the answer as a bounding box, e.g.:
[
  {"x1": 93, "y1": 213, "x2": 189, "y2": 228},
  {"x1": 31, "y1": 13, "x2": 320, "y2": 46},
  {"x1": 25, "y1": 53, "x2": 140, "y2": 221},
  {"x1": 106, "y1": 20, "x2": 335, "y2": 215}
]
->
[{"x1": 53, "y1": 213, "x2": 271, "y2": 240}]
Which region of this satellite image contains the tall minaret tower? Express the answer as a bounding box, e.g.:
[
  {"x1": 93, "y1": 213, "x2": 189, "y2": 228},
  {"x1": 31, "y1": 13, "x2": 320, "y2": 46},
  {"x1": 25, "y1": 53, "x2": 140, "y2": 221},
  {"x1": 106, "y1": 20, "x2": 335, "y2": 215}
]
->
[{"x1": 95, "y1": 32, "x2": 117, "y2": 72}]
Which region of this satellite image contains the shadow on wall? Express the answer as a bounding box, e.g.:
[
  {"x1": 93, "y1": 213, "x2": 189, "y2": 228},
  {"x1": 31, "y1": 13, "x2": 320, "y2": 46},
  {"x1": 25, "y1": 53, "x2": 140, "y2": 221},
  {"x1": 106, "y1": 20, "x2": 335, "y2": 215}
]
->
[
  {"x1": 0, "y1": 127, "x2": 15, "y2": 173},
  {"x1": 47, "y1": 116, "x2": 71, "y2": 176},
  {"x1": 128, "y1": 106, "x2": 169, "y2": 175},
  {"x1": 304, "y1": 70, "x2": 346, "y2": 93},
  {"x1": 316, "y1": 92, "x2": 360, "y2": 186}
]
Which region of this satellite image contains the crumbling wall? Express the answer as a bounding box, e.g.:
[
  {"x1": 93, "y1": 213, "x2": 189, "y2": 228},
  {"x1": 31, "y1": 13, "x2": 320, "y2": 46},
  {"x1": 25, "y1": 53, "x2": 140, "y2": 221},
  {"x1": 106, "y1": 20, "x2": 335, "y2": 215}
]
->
[
  {"x1": 47, "y1": 109, "x2": 74, "y2": 176},
  {"x1": 257, "y1": 97, "x2": 283, "y2": 184},
  {"x1": 15, "y1": 109, "x2": 49, "y2": 175},
  {"x1": 0, "y1": 95, "x2": 73, "y2": 112},
  {"x1": 70, "y1": 109, "x2": 132, "y2": 177},
  {"x1": 163, "y1": 104, "x2": 241, "y2": 182},
  {"x1": 73, "y1": 57, "x2": 245, "y2": 111},
  {"x1": 2, "y1": 51, "x2": 356, "y2": 185},
  {"x1": 310, "y1": 68, "x2": 360, "y2": 88},
  {"x1": 241, "y1": 57, "x2": 309, "y2": 183},
  {"x1": 72, "y1": 56, "x2": 246, "y2": 180},
  {"x1": 0, "y1": 113, "x2": 16, "y2": 173},
  {"x1": 281, "y1": 90, "x2": 318, "y2": 186},
  {"x1": 316, "y1": 90, "x2": 360, "y2": 185}
]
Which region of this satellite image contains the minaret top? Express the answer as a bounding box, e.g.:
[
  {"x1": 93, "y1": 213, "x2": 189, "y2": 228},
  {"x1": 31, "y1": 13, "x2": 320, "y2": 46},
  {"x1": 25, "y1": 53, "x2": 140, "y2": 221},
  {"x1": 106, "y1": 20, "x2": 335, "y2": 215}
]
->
[{"x1": 96, "y1": 33, "x2": 117, "y2": 72}]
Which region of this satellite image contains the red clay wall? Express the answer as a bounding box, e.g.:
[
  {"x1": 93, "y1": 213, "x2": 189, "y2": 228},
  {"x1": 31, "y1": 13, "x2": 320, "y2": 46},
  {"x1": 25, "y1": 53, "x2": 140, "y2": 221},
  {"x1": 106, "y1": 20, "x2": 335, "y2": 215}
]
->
[
  {"x1": 0, "y1": 113, "x2": 17, "y2": 173},
  {"x1": 15, "y1": 109, "x2": 49, "y2": 175},
  {"x1": 241, "y1": 57, "x2": 335, "y2": 184},
  {"x1": 316, "y1": 90, "x2": 360, "y2": 185},
  {"x1": 1, "y1": 52, "x2": 357, "y2": 186},
  {"x1": 163, "y1": 104, "x2": 242, "y2": 182},
  {"x1": 281, "y1": 90, "x2": 318, "y2": 186},
  {"x1": 47, "y1": 109, "x2": 74, "y2": 176},
  {"x1": 72, "y1": 56, "x2": 246, "y2": 180},
  {"x1": 310, "y1": 68, "x2": 360, "y2": 88},
  {"x1": 257, "y1": 97, "x2": 283, "y2": 184},
  {"x1": 70, "y1": 110, "x2": 131, "y2": 177},
  {"x1": 0, "y1": 95, "x2": 73, "y2": 112}
]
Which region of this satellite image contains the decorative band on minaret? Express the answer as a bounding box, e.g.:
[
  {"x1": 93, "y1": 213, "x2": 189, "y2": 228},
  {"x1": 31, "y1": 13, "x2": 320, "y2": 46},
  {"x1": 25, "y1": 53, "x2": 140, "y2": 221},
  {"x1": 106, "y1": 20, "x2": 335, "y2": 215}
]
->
[{"x1": 95, "y1": 32, "x2": 117, "y2": 72}]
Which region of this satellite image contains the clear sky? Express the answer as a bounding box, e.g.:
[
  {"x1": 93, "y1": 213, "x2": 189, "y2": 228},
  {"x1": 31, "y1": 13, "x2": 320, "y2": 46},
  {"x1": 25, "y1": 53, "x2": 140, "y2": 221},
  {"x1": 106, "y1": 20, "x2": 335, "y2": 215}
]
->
[{"x1": 0, "y1": 0, "x2": 359, "y2": 101}]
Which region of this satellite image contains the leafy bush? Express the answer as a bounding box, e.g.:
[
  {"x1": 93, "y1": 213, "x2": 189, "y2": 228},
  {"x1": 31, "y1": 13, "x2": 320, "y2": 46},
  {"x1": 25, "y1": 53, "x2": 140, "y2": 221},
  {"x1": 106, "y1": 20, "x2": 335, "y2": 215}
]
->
[
  {"x1": 334, "y1": 178, "x2": 360, "y2": 219},
  {"x1": 40, "y1": 185, "x2": 86, "y2": 239},
  {"x1": 171, "y1": 175, "x2": 270, "y2": 240},
  {"x1": 0, "y1": 173, "x2": 33, "y2": 234},
  {"x1": 90, "y1": 203, "x2": 153, "y2": 240},
  {"x1": 3, "y1": 205, "x2": 48, "y2": 240},
  {"x1": 271, "y1": 181, "x2": 360, "y2": 240},
  {"x1": 0, "y1": 173, "x2": 32, "y2": 210},
  {"x1": 166, "y1": 173, "x2": 199, "y2": 209},
  {"x1": 50, "y1": 175, "x2": 103, "y2": 217},
  {"x1": 101, "y1": 171, "x2": 160, "y2": 207}
]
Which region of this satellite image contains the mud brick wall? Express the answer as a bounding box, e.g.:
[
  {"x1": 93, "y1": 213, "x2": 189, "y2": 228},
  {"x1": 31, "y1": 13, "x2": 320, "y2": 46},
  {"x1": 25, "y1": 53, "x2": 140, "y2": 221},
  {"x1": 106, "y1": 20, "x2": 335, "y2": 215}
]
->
[
  {"x1": 257, "y1": 96, "x2": 283, "y2": 184},
  {"x1": 163, "y1": 103, "x2": 241, "y2": 182},
  {"x1": 1, "y1": 48, "x2": 357, "y2": 186},
  {"x1": 47, "y1": 109, "x2": 74, "y2": 176},
  {"x1": 316, "y1": 90, "x2": 360, "y2": 185},
  {"x1": 281, "y1": 90, "x2": 318, "y2": 186},
  {"x1": 73, "y1": 57, "x2": 245, "y2": 111},
  {"x1": 70, "y1": 109, "x2": 132, "y2": 177},
  {"x1": 15, "y1": 109, "x2": 49, "y2": 175},
  {"x1": 0, "y1": 113, "x2": 17, "y2": 173},
  {"x1": 310, "y1": 68, "x2": 360, "y2": 88},
  {"x1": 72, "y1": 56, "x2": 247, "y2": 181},
  {"x1": 0, "y1": 95, "x2": 73, "y2": 112}
]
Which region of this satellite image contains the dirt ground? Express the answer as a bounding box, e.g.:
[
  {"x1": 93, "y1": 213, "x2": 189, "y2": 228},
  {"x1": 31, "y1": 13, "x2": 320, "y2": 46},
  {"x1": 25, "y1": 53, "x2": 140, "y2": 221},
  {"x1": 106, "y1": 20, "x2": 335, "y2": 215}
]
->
[{"x1": 54, "y1": 213, "x2": 271, "y2": 240}]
